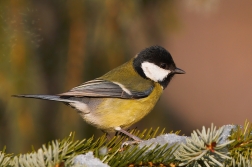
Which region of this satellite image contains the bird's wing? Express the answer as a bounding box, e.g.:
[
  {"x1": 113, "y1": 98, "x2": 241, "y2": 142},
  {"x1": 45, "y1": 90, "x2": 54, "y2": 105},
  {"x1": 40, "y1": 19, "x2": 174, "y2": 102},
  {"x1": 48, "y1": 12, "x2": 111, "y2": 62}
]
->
[{"x1": 58, "y1": 79, "x2": 153, "y2": 99}]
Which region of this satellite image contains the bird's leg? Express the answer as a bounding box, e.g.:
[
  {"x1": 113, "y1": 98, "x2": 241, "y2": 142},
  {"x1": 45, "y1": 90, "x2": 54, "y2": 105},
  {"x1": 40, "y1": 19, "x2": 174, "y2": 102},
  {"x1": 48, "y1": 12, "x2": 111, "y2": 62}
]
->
[{"x1": 114, "y1": 127, "x2": 142, "y2": 142}]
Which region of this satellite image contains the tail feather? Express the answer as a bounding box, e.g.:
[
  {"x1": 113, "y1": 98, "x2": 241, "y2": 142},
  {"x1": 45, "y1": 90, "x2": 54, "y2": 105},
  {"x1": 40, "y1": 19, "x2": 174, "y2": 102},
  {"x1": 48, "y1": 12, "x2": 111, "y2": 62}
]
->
[{"x1": 12, "y1": 94, "x2": 75, "y2": 103}]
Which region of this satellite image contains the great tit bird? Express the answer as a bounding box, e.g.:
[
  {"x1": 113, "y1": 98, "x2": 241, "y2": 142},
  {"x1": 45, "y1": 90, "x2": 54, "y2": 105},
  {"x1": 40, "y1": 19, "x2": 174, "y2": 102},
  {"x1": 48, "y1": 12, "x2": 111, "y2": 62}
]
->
[{"x1": 13, "y1": 45, "x2": 185, "y2": 140}]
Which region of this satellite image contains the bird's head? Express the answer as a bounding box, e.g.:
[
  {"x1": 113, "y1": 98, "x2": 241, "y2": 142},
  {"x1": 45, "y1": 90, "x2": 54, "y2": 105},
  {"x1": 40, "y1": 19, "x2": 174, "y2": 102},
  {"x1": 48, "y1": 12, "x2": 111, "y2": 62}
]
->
[{"x1": 133, "y1": 45, "x2": 185, "y2": 89}]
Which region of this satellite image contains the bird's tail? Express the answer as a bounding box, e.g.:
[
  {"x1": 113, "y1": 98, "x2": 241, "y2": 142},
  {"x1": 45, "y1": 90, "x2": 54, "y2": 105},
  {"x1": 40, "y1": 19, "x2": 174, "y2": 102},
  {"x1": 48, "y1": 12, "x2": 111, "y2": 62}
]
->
[{"x1": 12, "y1": 94, "x2": 75, "y2": 103}]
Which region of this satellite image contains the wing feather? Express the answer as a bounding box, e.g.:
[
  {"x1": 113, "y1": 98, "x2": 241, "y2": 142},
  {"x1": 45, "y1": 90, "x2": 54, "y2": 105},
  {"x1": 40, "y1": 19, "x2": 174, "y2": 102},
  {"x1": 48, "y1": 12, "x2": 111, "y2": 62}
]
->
[{"x1": 58, "y1": 79, "x2": 153, "y2": 99}]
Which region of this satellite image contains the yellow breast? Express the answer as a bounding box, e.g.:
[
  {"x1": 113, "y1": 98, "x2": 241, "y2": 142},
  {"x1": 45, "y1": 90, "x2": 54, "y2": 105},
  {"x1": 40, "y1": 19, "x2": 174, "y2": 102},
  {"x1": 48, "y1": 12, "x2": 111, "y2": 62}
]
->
[{"x1": 82, "y1": 82, "x2": 163, "y2": 131}]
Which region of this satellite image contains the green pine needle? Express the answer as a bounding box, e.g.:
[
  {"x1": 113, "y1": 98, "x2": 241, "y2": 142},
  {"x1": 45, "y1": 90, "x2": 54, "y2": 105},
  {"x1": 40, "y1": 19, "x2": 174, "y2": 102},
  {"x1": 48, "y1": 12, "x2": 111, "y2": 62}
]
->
[
  {"x1": 228, "y1": 120, "x2": 252, "y2": 166},
  {"x1": 175, "y1": 124, "x2": 234, "y2": 167}
]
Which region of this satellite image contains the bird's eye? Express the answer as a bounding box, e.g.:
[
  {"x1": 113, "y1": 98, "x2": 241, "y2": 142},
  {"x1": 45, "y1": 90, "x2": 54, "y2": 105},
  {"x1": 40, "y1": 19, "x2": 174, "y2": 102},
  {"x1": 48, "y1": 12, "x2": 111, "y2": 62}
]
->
[{"x1": 160, "y1": 63, "x2": 167, "y2": 69}]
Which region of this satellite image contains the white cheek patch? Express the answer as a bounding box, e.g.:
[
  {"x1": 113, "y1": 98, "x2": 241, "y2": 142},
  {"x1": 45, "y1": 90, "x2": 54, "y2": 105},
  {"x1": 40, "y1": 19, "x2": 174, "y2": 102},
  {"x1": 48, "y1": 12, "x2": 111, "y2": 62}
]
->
[{"x1": 141, "y1": 62, "x2": 171, "y2": 82}]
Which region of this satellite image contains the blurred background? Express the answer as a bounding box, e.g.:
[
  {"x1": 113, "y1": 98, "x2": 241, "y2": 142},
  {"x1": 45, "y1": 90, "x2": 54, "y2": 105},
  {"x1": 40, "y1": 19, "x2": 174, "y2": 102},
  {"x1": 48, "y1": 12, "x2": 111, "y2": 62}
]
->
[{"x1": 0, "y1": 0, "x2": 251, "y2": 154}]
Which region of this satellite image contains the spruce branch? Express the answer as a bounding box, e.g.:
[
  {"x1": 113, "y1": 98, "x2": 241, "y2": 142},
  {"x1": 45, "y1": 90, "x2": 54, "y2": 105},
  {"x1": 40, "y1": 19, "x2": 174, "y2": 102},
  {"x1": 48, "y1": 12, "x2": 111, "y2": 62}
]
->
[
  {"x1": 0, "y1": 121, "x2": 251, "y2": 166},
  {"x1": 227, "y1": 120, "x2": 252, "y2": 166},
  {"x1": 0, "y1": 147, "x2": 12, "y2": 166},
  {"x1": 174, "y1": 124, "x2": 234, "y2": 167}
]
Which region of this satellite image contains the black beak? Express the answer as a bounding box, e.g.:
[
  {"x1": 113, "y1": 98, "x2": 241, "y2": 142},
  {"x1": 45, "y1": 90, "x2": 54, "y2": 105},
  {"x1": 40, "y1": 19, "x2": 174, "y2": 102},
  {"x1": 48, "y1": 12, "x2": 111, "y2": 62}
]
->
[{"x1": 173, "y1": 68, "x2": 185, "y2": 74}]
